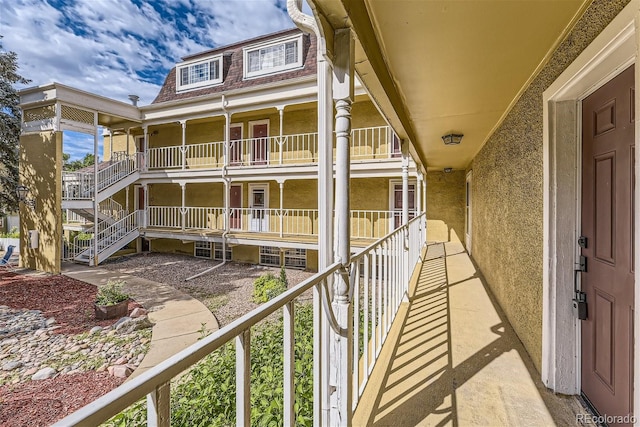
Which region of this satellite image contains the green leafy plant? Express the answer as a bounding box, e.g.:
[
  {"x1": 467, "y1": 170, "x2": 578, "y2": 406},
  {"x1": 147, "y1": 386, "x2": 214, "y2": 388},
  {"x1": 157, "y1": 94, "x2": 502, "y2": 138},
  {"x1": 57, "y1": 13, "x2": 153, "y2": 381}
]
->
[
  {"x1": 95, "y1": 279, "x2": 130, "y2": 306},
  {"x1": 252, "y1": 272, "x2": 287, "y2": 303},
  {"x1": 104, "y1": 304, "x2": 315, "y2": 427},
  {"x1": 0, "y1": 227, "x2": 19, "y2": 238}
]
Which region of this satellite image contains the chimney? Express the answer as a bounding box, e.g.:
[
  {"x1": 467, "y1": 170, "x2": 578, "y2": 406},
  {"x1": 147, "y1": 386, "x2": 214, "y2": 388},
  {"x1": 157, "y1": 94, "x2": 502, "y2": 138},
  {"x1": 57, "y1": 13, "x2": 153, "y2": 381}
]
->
[{"x1": 128, "y1": 95, "x2": 140, "y2": 106}]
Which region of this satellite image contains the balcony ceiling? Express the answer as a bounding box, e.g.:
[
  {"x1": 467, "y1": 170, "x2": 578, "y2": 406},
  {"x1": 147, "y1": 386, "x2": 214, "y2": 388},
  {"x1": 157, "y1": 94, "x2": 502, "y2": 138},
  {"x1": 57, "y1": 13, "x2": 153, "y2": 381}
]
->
[{"x1": 309, "y1": 0, "x2": 589, "y2": 171}]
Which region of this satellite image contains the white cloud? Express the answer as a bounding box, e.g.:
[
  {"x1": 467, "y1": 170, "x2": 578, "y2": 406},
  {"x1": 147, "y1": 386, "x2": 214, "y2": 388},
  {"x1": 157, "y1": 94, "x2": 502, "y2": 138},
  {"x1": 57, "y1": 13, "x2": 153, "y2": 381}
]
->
[{"x1": 0, "y1": 0, "x2": 297, "y2": 106}]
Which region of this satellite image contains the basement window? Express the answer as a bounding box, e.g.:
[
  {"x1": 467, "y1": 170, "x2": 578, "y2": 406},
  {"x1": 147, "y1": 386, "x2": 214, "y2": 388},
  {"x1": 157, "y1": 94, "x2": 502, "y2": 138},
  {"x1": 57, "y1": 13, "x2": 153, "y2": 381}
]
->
[
  {"x1": 194, "y1": 241, "x2": 212, "y2": 259},
  {"x1": 284, "y1": 248, "x2": 306, "y2": 270},
  {"x1": 213, "y1": 242, "x2": 232, "y2": 261},
  {"x1": 260, "y1": 246, "x2": 281, "y2": 267},
  {"x1": 176, "y1": 55, "x2": 223, "y2": 92},
  {"x1": 243, "y1": 35, "x2": 303, "y2": 79}
]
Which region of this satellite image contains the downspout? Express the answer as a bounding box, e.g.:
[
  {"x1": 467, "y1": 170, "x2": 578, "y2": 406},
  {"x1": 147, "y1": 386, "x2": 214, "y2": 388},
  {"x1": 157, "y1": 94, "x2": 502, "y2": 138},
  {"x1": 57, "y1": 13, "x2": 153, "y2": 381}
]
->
[{"x1": 287, "y1": 1, "x2": 333, "y2": 425}]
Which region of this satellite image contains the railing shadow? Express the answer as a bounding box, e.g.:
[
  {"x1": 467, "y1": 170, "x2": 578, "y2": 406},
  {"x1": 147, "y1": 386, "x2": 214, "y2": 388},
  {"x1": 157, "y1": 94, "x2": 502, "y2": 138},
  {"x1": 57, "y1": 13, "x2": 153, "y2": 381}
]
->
[{"x1": 360, "y1": 242, "x2": 566, "y2": 426}]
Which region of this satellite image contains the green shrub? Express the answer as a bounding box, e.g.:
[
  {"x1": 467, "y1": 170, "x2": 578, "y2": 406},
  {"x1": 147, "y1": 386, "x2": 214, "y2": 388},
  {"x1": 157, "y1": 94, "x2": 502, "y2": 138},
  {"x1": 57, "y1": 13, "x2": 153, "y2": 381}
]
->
[
  {"x1": 0, "y1": 227, "x2": 19, "y2": 238},
  {"x1": 95, "y1": 280, "x2": 129, "y2": 306},
  {"x1": 252, "y1": 272, "x2": 287, "y2": 303},
  {"x1": 105, "y1": 304, "x2": 315, "y2": 427}
]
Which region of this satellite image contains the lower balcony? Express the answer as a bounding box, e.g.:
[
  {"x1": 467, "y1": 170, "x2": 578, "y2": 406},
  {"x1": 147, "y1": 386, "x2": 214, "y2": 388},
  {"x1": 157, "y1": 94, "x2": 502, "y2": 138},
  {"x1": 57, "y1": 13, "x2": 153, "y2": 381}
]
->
[{"x1": 144, "y1": 206, "x2": 414, "y2": 244}]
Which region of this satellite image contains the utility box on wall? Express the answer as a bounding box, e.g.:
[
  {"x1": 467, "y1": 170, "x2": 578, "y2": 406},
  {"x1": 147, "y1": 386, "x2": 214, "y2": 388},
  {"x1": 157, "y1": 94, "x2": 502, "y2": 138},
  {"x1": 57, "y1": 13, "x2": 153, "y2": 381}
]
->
[{"x1": 28, "y1": 230, "x2": 38, "y2": 249}]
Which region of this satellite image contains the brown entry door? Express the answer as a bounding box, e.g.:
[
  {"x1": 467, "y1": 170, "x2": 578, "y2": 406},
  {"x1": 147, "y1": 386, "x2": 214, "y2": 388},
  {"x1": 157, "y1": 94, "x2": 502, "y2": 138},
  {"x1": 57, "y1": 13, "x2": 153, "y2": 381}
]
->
[
  {"x1": 251, "y1": 123, "x2": 268, "y2": 165},
  {"x1": 393, "y1": 183, "x2": 415, "y2": 229},
  {"x1": 581, "y1": 65, "x2": 634, "y2": 423},
  {"x1": 229, "y1": 185, "x2": 242, "y2": 230}
]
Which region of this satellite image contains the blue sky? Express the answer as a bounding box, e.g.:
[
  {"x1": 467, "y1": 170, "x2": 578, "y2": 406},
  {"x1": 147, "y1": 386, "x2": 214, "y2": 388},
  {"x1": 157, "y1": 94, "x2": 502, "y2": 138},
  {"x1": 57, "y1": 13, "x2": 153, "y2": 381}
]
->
[{"x1": 1, "y1": 0, "x2": 309, "y2": 159}]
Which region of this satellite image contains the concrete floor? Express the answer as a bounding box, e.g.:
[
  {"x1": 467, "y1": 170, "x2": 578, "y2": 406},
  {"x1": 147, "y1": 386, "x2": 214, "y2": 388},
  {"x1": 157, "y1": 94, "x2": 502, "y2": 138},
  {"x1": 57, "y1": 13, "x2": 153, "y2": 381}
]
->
[{"x1": 353, "y1": 242, "x2": 592, "y2": 427}]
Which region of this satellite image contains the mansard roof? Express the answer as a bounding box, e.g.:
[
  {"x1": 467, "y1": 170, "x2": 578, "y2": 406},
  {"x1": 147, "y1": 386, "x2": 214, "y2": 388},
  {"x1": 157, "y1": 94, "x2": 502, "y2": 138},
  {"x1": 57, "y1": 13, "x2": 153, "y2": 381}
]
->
[{"x1": 152, "y1": 28, "x2": 316, "y2": 104}]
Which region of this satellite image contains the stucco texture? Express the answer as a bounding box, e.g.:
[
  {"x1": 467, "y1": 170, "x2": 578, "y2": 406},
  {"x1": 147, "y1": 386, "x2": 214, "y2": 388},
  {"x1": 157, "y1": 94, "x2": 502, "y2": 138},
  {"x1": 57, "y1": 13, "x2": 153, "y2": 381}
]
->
[
  {"x1": 426, "y1": 171, "x2": 465, "y2": 244},
  {"x1": 469, "y1": 0, "x2": 630, "y2": 372},
  {"x1": 20, "y1": 131, "x2": 63, "y2": 273}
]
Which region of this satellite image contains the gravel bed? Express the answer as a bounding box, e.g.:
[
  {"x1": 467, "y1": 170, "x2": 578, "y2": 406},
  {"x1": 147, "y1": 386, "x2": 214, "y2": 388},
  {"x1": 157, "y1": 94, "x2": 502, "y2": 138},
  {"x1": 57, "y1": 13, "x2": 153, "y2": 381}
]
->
[{"x1": 102, "y1": 253, "x2": 315, "y2": 325}]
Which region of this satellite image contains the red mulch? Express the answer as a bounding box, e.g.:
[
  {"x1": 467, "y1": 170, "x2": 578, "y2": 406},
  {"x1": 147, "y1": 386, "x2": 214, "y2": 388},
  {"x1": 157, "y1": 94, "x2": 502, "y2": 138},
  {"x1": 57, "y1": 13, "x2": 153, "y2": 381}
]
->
[
  {"x1": 0, "y1": 372, "x2": 125, "y2": 427},
  {"x1": 0, "y1": 271, "x2": 141, "y2": 425},
  {"x1": 0, "y1": 271, "x2": 140, "y2": 334}
]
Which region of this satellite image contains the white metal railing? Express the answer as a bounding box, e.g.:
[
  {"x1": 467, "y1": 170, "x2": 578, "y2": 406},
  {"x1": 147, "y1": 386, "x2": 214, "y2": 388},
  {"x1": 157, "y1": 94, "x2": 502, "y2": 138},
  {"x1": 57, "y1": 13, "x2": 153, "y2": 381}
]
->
[
  {"x1": 82, "y1": 211, "x2": 141, "y2": 260},
  {"x1": 349, "y1": 126, "x2": 398, "y2": 159},
  {"x1": 147, "y1": 145, "x2": 183, "y2": 170},
  {"x1": 144, "y1": 127, "x2": 396, "y2": 172},
  {"x1": 53, "y1": 213, "x2": 426, "y2": 427},
  {"x1": 147, "y1": 206, "x2": 225, "y2": 231},
  {"x1": 62, "y1": 154, "x2": 141, "y2": 200}
]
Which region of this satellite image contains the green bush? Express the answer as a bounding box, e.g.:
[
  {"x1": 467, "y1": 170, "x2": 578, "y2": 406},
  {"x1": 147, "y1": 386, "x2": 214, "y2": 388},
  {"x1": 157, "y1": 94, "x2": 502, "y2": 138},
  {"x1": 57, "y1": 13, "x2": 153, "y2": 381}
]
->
[
  {"x1": 105, "y1": 304, "x2": 315, "y2": 427},
  {"x1": 252, "y1": 272, "x2": 287, "y2": 303},
  {"x1": 95, "y1": 280, "x2": 130, "y2": 306},
  {"x1": 0, "y1": 227, "x2": 19, "y2": 238}
]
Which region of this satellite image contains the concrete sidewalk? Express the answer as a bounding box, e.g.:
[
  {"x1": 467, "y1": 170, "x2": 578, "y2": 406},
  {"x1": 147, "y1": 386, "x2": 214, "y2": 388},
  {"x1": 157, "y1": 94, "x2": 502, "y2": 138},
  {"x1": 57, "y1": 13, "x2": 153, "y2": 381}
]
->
[
  {"x1": 62, "y1": 262, "x2": 218, "y2": 379},
  {"x1": 354, "y1": 242, "x2": 591, "y2": 426}
]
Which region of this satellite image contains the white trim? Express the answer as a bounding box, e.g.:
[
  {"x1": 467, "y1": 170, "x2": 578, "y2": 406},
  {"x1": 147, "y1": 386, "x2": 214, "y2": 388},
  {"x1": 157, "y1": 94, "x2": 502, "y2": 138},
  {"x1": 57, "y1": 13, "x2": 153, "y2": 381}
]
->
[
  {"x1": 176, "y1": 54, "x2": 223, "y2": 92},
  {"x1": 249, "y1": 183, "x2": 269, "y2": 232},
  {"x1": 542, "y1": 3, "x2": 639, "y2": 422},
  {"x1": 243, "y1": 34, "x2": 304, "y2": 79},
  {"x1": 388, "y1": 179, "x2": 416, "y2": 230},
  {"x1": 465, "y1": 170, "x2": 472, "y2": 254},
  {"x1": 134, "y1": 184, "x2": 144, "y2": 211},
  {"x1": 229, "y1": 183, "x2": 243, "y2": 231}
]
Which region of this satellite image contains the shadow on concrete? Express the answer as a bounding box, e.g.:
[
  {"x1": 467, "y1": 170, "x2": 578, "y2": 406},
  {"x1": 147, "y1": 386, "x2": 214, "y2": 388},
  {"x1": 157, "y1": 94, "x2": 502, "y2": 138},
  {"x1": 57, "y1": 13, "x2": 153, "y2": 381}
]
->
[{"x1": 358, "y1": 243, "x2": 586, "y2": 426}]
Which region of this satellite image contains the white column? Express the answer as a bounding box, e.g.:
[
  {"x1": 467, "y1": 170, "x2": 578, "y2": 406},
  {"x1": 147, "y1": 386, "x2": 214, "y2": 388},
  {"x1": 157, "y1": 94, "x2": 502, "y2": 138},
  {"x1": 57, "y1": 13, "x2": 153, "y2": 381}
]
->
[
  {"x1": 180, "y1": 120, "x2": 187, "y2": 170},
  {"x1": 126, "y1": 128, "x2": 131, "y2": 156},
  {"x1": 416, "y1": 171, "x2": 422, "y2": 217},
  {"x1": 331, "y1": 27, "x2": 354, "y2": 427},
  {"x1": 143, "y1": 126, "x2": 148, "y2": 171},
  {"x1": 278, "y1": 107, "x2": 284, "y2": 165},
  {"x1": 279, "y1": 181, "x2": 284, "y2": 238},
  {"x1": 224, "y1": 112, "x2": 231, "y2": 168},
  {"x1": 143, "y1": 184, "x2": 149, "y2": 228},
  {"x1": 93, "y1": 113, "x2": 99, "y2": 267},
  {"x1": 107, "y1": 128, "x2": 113, "y2": 161},
  {"x1": 180, "y1": 182, "x2": 186, "y2": 231},
  {"x1": 401, "y1": 142, "x2": 409, "y2": 226},
  {"x1": 125, "y1": 186, "x2": 130, "y2": 214}
]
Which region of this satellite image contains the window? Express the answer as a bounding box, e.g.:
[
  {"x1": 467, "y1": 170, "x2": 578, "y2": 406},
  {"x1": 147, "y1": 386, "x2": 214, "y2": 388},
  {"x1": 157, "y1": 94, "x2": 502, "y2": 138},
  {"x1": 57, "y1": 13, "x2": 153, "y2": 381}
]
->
[
  {"x1": 260, "y1": 246, "x2": 281, "y2": 266},
  {"x1": 214, "y1": 242, "x2": 232, "y2": 261},
  {"x1": 284, "y1": 248, "x2": 306, "y2": 270},
  {"x1": 176, "y1": 55, "x2": 222, "y2": 91},
  {"x1": 244, "y1": 35, "x2": 303, "y2": 78},
  {"x1": 194, "y1": 241, "x2": 212, "y2": 259}
]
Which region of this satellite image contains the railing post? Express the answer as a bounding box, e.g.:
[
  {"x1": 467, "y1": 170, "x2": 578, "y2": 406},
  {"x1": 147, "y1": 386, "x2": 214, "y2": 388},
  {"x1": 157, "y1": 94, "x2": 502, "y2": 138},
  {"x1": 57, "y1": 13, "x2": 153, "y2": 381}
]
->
[
  {"x1": 283, "y1": 302, "x2": 295, "y2": 426},
  {"x1": 180, "y1": 120, "x2": 187, "y2": 170},
  {"x1": 236, "y1": 330, "x2": 251, "y2": 427},
  {"x1": 401, "y1": 143, "x2": 410, "y2": 301},
  {"x1": 278, "y1": 107, "x2": 284, "y2": 165},
  {"x1": 180, "y1": 182, "x2": 186, "y2": 231},
  {"x1": 279, "y1": 181, "x2": 284, "y2": 237},
  {"x1": 331, "y1": 27, "x2": 354, "y2": 427}
]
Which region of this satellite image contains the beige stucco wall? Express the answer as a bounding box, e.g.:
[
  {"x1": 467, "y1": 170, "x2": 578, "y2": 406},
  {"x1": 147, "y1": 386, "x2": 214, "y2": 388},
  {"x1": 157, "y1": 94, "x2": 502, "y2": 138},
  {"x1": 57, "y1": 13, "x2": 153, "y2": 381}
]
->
[
  {"x1": 233, "y1": 244, "x2": 259, "y2": 264},
  {"x1": 469, "y1": 0, "x2": 630, "y2": 372},
  {"x1": 426, "y1": 171, "x2": 465, "y2": 244},
  {"x1": 20, "y1": 131, "x2": 62, "y2": 273},
  {"x1": 151, "y1": 238, "x2": 194, "y2": 255}
]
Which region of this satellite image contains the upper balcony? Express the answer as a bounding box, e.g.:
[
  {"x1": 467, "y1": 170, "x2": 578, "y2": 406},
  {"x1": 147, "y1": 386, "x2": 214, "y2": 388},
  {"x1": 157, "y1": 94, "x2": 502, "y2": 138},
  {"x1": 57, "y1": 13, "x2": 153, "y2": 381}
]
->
[{"x1": 145, "y1": 126, "x2": 400, "y2": 172}]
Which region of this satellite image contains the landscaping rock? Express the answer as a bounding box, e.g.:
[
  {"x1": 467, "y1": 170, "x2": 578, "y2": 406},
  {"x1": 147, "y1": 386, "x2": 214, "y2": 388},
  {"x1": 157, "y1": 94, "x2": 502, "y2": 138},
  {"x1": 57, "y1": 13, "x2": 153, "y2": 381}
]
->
[
  {"x1": 32, "y1": 367, "x2": 56, "y2": 380},
  {"x1": 129, "y1": 307, "x2": 148, "y2": 318},
  {"x1": 108, "y1": 364, "x2": 132, "y2": 378},
  {"x1": 114, "y1": 317, "x2": 132, "y2": 329},
  {"x1": 2, "y1": 360, "x2": 22, "y2": 371},
  {"x1": 116, "y1": 316, "x2": 154, "y2": 334},
  {"x1": 89, "y1": 326, "x2": 103, "y2": 335}
]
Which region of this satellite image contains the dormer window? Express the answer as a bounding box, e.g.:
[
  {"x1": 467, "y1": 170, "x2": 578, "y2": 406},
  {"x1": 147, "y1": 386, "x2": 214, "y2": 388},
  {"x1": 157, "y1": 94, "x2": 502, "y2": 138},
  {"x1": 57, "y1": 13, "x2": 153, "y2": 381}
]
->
[
  {"x1": 243, "y1": 35, "x2": 303, "y2": 79},
  {"x1": 176, "y1": 55, "x2": 223, "y2": 91}
]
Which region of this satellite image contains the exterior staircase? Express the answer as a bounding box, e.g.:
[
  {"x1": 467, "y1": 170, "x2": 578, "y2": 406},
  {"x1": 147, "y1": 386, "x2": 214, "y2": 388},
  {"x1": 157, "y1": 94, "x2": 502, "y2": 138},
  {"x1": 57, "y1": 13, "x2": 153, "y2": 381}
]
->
[
  {"x1": 73, "y1": 211, "x2": 141, "y2": 265},
  {"x1": 62, "y1": 154, "x2": 143, "y2": 266}
]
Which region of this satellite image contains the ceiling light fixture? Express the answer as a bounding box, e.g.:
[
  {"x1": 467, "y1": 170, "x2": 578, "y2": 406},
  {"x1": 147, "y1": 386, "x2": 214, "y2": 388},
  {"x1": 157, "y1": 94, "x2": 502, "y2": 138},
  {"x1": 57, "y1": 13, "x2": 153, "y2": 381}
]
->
[
  {"x1": 443, "y1": 168, "x2": 453, "y2": 173},
  {"x1": 442, "y1": 133, "x2": 463, "y2": 145}
]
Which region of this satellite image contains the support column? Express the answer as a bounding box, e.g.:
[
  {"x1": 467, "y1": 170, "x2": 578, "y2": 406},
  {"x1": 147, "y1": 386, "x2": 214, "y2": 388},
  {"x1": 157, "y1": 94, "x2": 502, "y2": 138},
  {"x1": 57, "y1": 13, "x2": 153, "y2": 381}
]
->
[
  {"x1": 278, "y1": 107, "x2": 284, "y2": 165},
  {"x1": 125, "y1": 186, "x2": 130, "y2": 214},
  {"x1": 180, "y1": 120, "x2": 187, "y2": 170},
  {"x1": 401, "y1": 143, "x2": 409, "y2": 226},
  {"x1": 126, "y1": 128, "x2": 131, "y2": 156},
  {"x1": 416, "y1": 171, "x2": 422, "y2": 217},
  {"x1": 279, "y1": 181, "x2": 284, "y2": 238},
  {"x1": 107, "y1": 128, "x2": 113, "y2": 161},
  {"x1": 142, "y1": 126, "x2": 148, "y2": 171},
  {"x1": 93, "y1": 112, "x2": 99, "y2": 267},
  {"x1": 224, "y1": 111, "x2": 231, "y2": 168},
  {"x1": 331, "y1": 27, "x2": 354, "y2": 427},
  {"x1": 180, "y1": 182, "x2": 186, "y2": 231},
  {"x1": 143, "y1": 183, "x2": 149, "y2": 228}
]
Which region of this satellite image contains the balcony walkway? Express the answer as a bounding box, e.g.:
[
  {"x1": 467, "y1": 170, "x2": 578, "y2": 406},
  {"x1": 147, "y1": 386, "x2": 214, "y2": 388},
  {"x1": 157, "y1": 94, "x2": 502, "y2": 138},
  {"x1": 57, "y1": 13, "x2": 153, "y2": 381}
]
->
[{"x1": 353, "y1": 241, "x2": 590, "y2": 426}]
